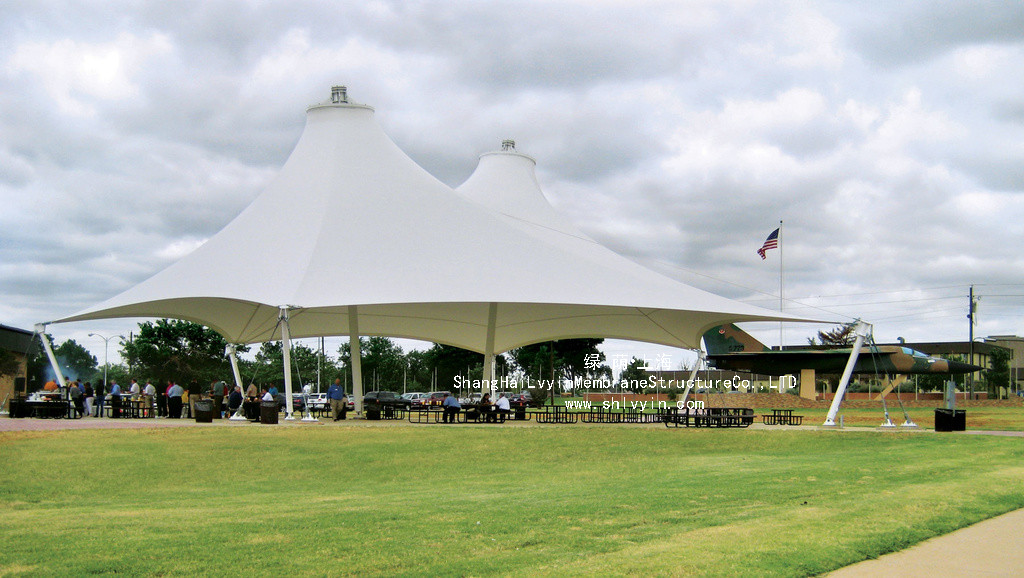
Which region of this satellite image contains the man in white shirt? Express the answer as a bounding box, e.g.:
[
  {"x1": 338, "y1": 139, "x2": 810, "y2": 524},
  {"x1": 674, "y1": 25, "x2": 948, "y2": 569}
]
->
[
  {"x1": 495, "y1": 393, "x2": 511, "y2": 421},
  {"x1": 143, "y1": 380, "x2": 157, "y2": 416}
]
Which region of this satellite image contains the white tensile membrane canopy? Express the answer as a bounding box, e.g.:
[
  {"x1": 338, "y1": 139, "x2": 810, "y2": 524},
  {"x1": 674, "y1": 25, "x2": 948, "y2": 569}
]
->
[{"x1": 45, "y1": 87, "x2": 816, "y2": 417}]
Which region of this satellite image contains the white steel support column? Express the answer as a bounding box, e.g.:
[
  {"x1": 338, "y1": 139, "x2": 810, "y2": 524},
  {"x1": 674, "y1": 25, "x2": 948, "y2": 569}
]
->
[
  {"x1": 227, "y1": 344, "x2": 248, "y2": 421},
  {"x1": 823, "y1": 321, "x2": 872, "y2": 427},
  {"x1": 679, "y1": 349, "x2": 704, "y2": 407},
  {"x1": 349, "y1": 305, "x2": 364, "y2": 415},
  {"x1": 34, "y1": 324, "x2": 68, "y2": 389},
  {"x1": 280, "y1": 307, "x2": 296, "y2": 420},
  {"x1": 482, "y1": 303, "x2": 497, "y2": 396}
]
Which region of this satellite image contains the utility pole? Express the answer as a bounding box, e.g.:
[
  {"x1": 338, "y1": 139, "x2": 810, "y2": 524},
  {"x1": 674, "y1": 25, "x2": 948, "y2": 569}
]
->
[{"x1": 968, "y1": 285, "x2": 977, "y2": 400}]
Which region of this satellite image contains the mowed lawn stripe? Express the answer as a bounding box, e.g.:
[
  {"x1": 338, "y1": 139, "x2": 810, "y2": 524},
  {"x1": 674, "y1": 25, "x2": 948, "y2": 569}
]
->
[{"x1": 1, "y1": 426, "x2": 1021, "y2": 576}]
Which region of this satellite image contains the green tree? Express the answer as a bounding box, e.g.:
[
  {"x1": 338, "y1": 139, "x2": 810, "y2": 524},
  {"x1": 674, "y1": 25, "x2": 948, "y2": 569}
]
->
[
  {"x1": 508, "y1": 339, "x2": 609, "y2": 400},
  {"x1": 807, "y1": 323, "x2": 858, "y2": 348},
  {"x1": 27, "y1": 335, "x2": 98, "y2": 386},
  {"x1": 508, "y1": 342, "x2": 555, "y2": 405},
  {"x1": 619, "y1": 357, "x2": 650, "y2": 393},
  {"x1": 983, "y1": 348, "x2": 1011, "y2": 399},
  {"x1": 120, "y1": 319, "x2": 232, "y2": 386},
  {"x1": 405, "y1": 349, "x2": 433, "y2": 392},
  {"x1": 553, "y1": 338, "x2": 607, "y2": 393},
  {"x1": 338, "y1": 337, "x2": 414, "y2": 393},
  {"x1": 101, "y1": 363, "x2": 132, "y2": 387},
  {"x1": 55, "y1": 339, "x2": 98, "y2": 381},
  {"x1": 249, "y1": 341, "x2": 320, "y2": 390},
  {"x1": 0, "y1": 349, "x2": 22, "y2": 377},
  {"x1": 422, "y1": 343, "x2": 483, "y2": 394}
]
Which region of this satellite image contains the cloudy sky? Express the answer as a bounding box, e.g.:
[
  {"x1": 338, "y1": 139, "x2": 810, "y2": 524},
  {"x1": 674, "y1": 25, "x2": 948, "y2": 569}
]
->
[{"x1": 2, "y1": 0, "x2": 1022, "y2": 369}]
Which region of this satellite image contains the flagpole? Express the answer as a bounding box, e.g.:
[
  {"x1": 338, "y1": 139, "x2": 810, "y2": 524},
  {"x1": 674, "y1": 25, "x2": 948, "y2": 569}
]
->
[{"x1": 778, "y1": 219, "x2": 784, "y2": 350}]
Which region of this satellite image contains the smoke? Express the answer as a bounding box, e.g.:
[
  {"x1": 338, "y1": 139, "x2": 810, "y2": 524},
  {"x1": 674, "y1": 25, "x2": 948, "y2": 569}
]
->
[{"x1": 40, "y1": 356, "x2": 77, "y2": 385}]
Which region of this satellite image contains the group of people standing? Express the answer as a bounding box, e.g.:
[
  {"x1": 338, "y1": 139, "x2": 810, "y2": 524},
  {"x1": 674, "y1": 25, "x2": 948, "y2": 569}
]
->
[
  {"x1": 40, "y1": 376, "x2": 255, "y2": 419},
  {"x1": 45, "y1": 377, "x2": 162, "y2": 418}
]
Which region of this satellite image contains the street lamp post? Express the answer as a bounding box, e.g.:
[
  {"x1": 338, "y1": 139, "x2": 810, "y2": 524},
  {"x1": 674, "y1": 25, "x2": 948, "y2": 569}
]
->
[{"x1": 88, "y1": 333, "x2": 125, "y2": 386}]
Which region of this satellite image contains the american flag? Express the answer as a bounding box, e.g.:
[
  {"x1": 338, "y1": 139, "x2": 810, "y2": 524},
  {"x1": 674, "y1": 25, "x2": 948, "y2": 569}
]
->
[{"x1": 757, "y1": 228, "x2": 779, "y2": 260}]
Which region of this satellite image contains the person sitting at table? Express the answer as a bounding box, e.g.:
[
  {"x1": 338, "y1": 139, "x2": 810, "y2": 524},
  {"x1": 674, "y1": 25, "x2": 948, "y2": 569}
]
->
[
  {"x1": 167, "y1": 381, "x2": 184, "y2": 418},
  {"x1": 442, "y1": 392, "x2": 461, "y2": 423},
  {"x1": 245, "y1": 383, "x2": 258, "y2": 402},
  {"x1": 227, "y1": 385, "x2": 243, "y2": 417},
  {"x1": 43, "y1": 379, "x2": 59, "y2": 391},
  {"x1": 479, "y1": 393, "x2": 494, "y2": 422},
  {"x1": 495, "y1": 392, "x2": 511, "y2": 421}
]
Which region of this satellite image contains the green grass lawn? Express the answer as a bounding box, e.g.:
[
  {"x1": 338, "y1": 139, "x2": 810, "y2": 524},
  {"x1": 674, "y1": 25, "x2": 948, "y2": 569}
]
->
[
  {"x1": 557, "y1": 396, "x2": 1024, "y2": 431},
  {"x1": 1, "y1": 425, "x2": 1022, "y2": 577}
]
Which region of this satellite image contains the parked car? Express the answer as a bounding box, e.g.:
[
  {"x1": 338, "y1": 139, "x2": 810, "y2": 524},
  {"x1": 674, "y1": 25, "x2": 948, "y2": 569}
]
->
[
  {"x1": 308, "y1": 393, "x2": 329, "y2": 411},
  {"x1": 401, "y1": 392, "x2": 428, "y2": 407},
  {"x1": 425, "y1": 391, "x2": 451, "y2": 406},
  {"x1": 363, "y1": 390, "x2": 412, "y2": 411},
  {"x1": 498, "y1": 391, "x2": 532, "y2": 408},
  {"x1": 363, "y1": 390, "x2": 411, "y2": 419}
]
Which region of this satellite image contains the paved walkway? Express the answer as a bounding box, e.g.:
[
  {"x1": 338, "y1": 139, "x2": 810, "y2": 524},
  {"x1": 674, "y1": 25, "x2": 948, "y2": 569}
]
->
[{"x1": 826, "y1": 507, "x2": 1024, "y2": 577}]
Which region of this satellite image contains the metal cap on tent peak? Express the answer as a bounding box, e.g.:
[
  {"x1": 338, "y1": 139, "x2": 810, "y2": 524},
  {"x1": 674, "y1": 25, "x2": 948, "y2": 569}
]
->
[
  {"x1": 479, "y1": 140, "x2": 535, "y2": 164},
  {"x1": 307, "y1": 85, "x2": 374, "y2": 112},
  {"x1": 331, "y1": 86, "x2": 348, "y2": 104}
]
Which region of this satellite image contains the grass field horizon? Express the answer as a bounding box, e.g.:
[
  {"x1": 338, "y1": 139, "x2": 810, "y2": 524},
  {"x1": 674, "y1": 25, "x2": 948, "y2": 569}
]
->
[{"x1": 2, "y1": 424, "x2": 1022, "y2": 576}]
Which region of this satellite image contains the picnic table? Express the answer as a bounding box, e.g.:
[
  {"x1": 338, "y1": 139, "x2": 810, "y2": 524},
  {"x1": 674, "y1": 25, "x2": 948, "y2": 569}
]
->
[
  {"x1": 761, "y1": 409, "x2": 803, "y2": 426},
  {"x1": 365, "y1": 405, "x2": 408, "y2": 420},
  {"x1": 104, "y1": 397, "x2": 154, "y2": 418},
  {"x1": 581, "y1": 407, "x2": 669, "y2": 424},
  {"x1": 663, "y1": 407, "x2": 755, "y2": 428},
  {"x1": 8, "y1": 398, "x2": 71, "y2": 419},
  {"x1": 535, "y1": 405, "x2": 579, "y2": 424},
  {"x1": 407, "y1": 404, "x2": 522, "y2": 424}
]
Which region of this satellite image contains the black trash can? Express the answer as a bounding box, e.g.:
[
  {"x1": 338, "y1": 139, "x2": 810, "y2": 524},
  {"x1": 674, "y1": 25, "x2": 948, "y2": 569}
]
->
[
  {"x1": 8, "y1": 399, "x2": 26, "y2": 418},
  {"x1": 365, "y1": 408, "x2": 381, "y2": 420},
  {"x1": 194, "y1": 399, "x2": 215, "y2": 423},
  {"x1": 260, "y1": 401, "x2": 279, "y2": 424},
  {"x1": 514, "y1": 406, "x2": 527, "y2": 421},
  {"x1": 934, "y1": 408, "x2": 966, "y2": 432}
]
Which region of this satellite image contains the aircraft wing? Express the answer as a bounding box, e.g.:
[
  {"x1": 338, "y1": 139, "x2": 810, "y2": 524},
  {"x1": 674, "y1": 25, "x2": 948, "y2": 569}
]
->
[{"x1": 706, "y1": 350, "x2": 853, "y2": 375}]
